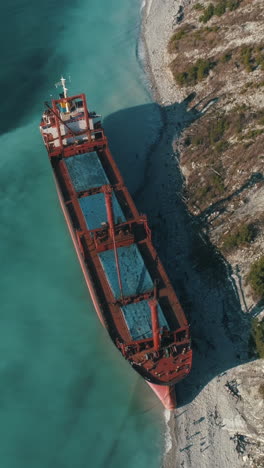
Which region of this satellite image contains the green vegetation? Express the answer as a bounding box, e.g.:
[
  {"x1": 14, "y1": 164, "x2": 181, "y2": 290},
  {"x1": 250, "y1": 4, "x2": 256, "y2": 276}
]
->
[
  {"x1": 209, "y1": 115, "x2": 229, "y2": 143},
  {"x1": 215, "y1": 140, "x2": 229, "y2": 152},
  {"x1": 199, "y1": 0, "x2": 242, "y2": 23},
  {"x1": 227, "y1": 0, "x2": 242, "y2": 10},
  {"x1": 221, "y1": 52, "x2": 232, "y2": 63},
  {"x1": 185, "y1": 114, "x2": 230, "y2": 149},
  {"x1": 241, "y1": 46, "x2": 254, "y2": 72},
  {"x1": 240, "y1": 44, "x2": 264, "y2": 72},
  {"x1": 184, "y1": 106, "x2": 264, "y2": 151},
  {"x1": 209, "y1": 172, "x2": 225, "y2": 194},
  {"x1": 240, "y1": 80, "x2": 264, "y2": 94},
  {"x1": 222, "y1": 223, "x2": 255, "y2": 251},
  {"x1": 254, "y1": 80, "x2": 264, "y2": 88},
  {"x1": 182, "y1": 105, "x2": 264, "y2": 211},
  {"x1": 243, "y1": 128, "x2": 264, "y2": 139},
  {"x1": 174, "y1": 58, "x2": 213, "y2": 86},
  {"x1": 214, "y1": 1, "x2": 227, "y2": 16},
  {"x1": 256, "y1": 45, "x2": 264, "y2": 70},
  {"x1": 195, "y1": 170, "x2": 225, "y2": 204},
  {"x1": 191, "y1": 134, "x2": 206, "y2": 146},
  {"x1": 199, "y1": 3, "x2": 214, "y2": 23},
  {"x1": 168, "y1": 25, "x2": 192, "y2": 52},
  {"x1": 233, "y1": 106, "x2": 248, "y2": 134},
  {"x1": 250, "y1": 318, "x2": 264, "y2": 358},
  {"x1": 168, "y1": 25, "x2": 221, "y2": 54},
  {"x1": 192, "y1": 25, "x2": 220, "y2": 37},
  {"x1": 259, "y1": 384, "x2": 264, "y2": 399},
  {"x1": 248, "y1": 256, "x2": 264, "y2": 299},
  {"x1": 192, "y1": 25, "x2": 220, "y2": 43},
  {"x1": 193, "y1": 2, "x2": 204, "y2": 10}
]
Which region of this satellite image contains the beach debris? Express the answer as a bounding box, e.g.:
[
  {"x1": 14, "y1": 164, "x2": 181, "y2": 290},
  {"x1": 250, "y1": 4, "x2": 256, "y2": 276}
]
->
[
  {"x1": 230, "y1": 433, "x2": 251, "y2": 455},
  {"x1": 186, "y1": 431, "x2": 201, "y2": 440},
  {"x1": 180, "y1": 444, "x2": 193, "y2": 452},
  {"x1": 200, "y1": 444, "x2": 211, "y2": 453},
  {"x1": 193, "y1": 416, "x2": 205, "y2": 425},
  {"x1": 225, "y1": 379, "x2": 242, "y2": 400},
  {"x1": 175, "y1": 409, "x2": 188, "y2": 418},
  {"x1": 213, "y1": 405, "x2": 225, "y2": 428},
  {"x1": 172, "y1": 5, "x2": 184, "y2": 26}
]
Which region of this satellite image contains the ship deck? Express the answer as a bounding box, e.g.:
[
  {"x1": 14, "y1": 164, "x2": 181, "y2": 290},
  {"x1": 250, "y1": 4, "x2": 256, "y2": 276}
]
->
[
  {"x1": 41, "y1": 90, "x2": 192, "y2": 392},
  {"x1": 65, "y1": 152, "x2": 108, "y2": 191},
  {"x1": 65, "y1": 151, "x2": 170, "y2": 341}
]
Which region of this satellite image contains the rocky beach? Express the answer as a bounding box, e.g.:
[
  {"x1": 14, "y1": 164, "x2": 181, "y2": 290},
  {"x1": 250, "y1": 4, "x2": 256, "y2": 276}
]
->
[{"x1": 141, "y1": 1, "x2": 264, "y2": 467}]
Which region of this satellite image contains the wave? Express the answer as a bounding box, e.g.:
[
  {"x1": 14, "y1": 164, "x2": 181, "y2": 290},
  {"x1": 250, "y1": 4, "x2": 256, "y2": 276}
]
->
[{"x1": 164, "y1": 409, "x2": 173, "y2": 454}]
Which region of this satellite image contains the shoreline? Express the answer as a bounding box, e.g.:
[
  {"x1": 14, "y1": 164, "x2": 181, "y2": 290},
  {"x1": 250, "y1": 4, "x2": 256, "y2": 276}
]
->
[
  {"x1": 139, "y1": 3, "x2": 194, "y2": 467},
  {"x1": 140, "y1": 0, "x2": 162, "y2": 104},
  {"x1": 140, "y1": 0, "x2": 187, "y2": 106}
]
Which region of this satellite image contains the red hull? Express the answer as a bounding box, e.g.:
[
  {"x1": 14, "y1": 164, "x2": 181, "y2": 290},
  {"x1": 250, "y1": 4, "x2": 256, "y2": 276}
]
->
[
  {"x1": 40, "y1": 85, "x2": 192, "y2": 410},
  {"x1": 56, "y1": 177, "x2": 177, "y2": 409}
]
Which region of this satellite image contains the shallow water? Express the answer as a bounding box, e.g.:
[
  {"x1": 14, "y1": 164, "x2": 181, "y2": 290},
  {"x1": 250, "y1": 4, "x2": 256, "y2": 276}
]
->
[{"x1": 0, "y1": 1, "x2": 164, "y2": 467}]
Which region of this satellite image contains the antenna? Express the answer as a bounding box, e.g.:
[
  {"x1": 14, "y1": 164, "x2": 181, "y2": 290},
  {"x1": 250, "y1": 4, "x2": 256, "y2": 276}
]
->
[{"x1": 54, "y1": 76, "x2": 68, "y2": 98}]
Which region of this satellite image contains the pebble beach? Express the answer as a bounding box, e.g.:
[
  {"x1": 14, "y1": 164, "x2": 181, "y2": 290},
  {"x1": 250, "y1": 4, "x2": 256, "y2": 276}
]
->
[{"x1": 140, "y1": 1, "x2": 250, "y2": 467}]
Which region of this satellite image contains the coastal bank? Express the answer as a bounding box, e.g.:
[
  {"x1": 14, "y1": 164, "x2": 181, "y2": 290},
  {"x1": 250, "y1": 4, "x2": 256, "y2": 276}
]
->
[{"x1": 141, "y1": 1, "x2": 264, "y2": 467}]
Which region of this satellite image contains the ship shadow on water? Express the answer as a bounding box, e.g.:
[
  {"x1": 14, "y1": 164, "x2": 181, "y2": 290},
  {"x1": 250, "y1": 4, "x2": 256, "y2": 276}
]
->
[{"x1": 104, "y1": 99, "x2": 257, "y2": 407}]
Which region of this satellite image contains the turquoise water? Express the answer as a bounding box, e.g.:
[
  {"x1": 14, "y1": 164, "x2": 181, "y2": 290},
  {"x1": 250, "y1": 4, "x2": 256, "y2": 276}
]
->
[{"x1": 0, "y1": 1, "x2": 164, "y2": 467}]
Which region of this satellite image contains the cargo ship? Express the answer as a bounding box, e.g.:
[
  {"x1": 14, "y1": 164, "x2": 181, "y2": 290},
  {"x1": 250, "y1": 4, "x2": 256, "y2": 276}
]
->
[{"x1": 40, "y1": 77, "x2": 192, "y2": 409}]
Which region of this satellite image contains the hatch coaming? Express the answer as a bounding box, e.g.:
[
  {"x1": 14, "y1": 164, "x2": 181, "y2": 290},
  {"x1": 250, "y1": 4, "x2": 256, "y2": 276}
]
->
[
  {"x1": 53, "y1": 147, "x2": 192, "y2": 384},
  {"x1": 64, "y1": 151, "x2": 171, "y2": 338}
]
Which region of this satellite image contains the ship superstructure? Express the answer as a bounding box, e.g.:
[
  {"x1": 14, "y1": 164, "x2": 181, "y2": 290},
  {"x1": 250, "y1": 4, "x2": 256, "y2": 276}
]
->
[{"x1": 40, "y1": 78, "x2": 192, "y2": 409}]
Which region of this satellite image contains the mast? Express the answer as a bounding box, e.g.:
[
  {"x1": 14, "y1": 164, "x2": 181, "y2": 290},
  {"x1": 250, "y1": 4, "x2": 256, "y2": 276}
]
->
[
  {"x1": 59, "y1": 76, "x2": 68, "y2": 98},
  {"x1": 55, "y1": 76, "x2": 70, "y2": 112}
]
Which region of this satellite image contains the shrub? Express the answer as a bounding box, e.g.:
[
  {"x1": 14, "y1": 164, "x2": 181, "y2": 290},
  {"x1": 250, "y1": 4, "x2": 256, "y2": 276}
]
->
[
  {"x1": 209, "y1": 116, "x2": 229, "y2": 144},
  {"x1": 215, "y1": 140, "x2": 229, "y2": 152},
  {"x1": 234, "y1": 111, "x2": 246, "y2": 134},
  {"x1": 174, "y1": 59, "x2": 213, "y2": 86},
  {"x1": 221, "y1": 52, "x2": 232, "y2": 63},
  {"x1": 192, "y1": 134, "x2": 206, "y2": 146},
  {"x1": 259, "y1": 384, "x2": 264, "y2": 399},
  {"x1": 239, "y1": 44, "x2": 264, "y2": 72},
  {"x1": 248, "y1": 256, "x2": 264, "y2": 299},
  {"x1": 256, "y1": 51, "x2": 264, "y2": 71},
  {"x1": 184, "y1": 136, "x2": 192, "y2": 146},
  {"x1": 251, "y1": 318, "x2": 264, "y2": 358},
  {"x1": 241, "y1": 46, "x2": 254, "y2": 72},
  {"x1": 199, "y1": 0, "x2": 241, "y2": 22},
  {"x1": 196, "y1": 185, "x2": 210, "y2": 199},
  {"x1": 168, "y1": 26, "x2": 192, "y2": 52},
  {"x1": 209, "y1": 173, "x2": 225, "y2": 194},
  {"x1": 199, "y1": 3, "x2": 214, "y2": 23},
  {"x1": 193, "y1": 2, "x2": 204, "y2": 10},
  {"x1": 222, "y1": 223, "x2": 255, "y2": 250},
  {"x1": 243, "y1": 128, "x2": 264, "y2": 139},
  {"x1": 227, "y1": 0, "x2": 241, "y2": 10},
  {"x1": 214, "y1": 1, "x2": 227, "y2": 16},
  {"x1": 175, "y1": 72, "x2": 189, "y2": 86},
  {"x1": 197, "y1": 59, "x2": 211, "y2": 80}
]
